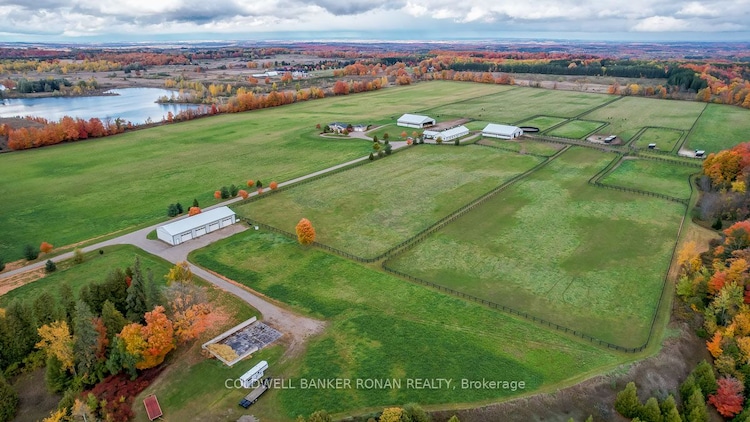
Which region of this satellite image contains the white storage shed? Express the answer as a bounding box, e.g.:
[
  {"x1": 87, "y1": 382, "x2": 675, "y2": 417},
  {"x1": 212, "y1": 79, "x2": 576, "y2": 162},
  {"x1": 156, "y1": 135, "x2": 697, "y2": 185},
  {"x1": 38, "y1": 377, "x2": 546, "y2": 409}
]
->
[
  {"x1": 423, "y1": 125, "x2": 470, "y2": 141},
  {"x1": 156, "y1": 206, "x2": 237, "y2": 246},
  {"x1": 482, "y1": 124, "x2": 523, "y2": 139},
  {"x1": 397, "y1": 114, "x2": 436, "y2": 128}
]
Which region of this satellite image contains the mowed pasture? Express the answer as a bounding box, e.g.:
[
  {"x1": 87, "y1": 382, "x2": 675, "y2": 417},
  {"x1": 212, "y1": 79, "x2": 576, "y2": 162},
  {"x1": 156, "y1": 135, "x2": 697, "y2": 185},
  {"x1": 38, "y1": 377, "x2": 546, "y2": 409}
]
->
[
  {"x1": 547, "y1": 119, "x2": 606, "y2": 139},
  {"x1": 233, "y1": 146, "x2": 543, "y2": 259},
  {"x1": 422, "y1": 88, "x2": 614, "y2": 124},
  {"x1": 632, "y1": 127, "x2": 684, "y2": 152},
  {"x1": 0, "y1": 82, "x2": 506, "y2": 261},
  {"x1": 601, "y1": 158, "x2": 697, "y2": 200},
  {"x1": 687, "y1": 104, "x2": 750, "y2": 153},
  {"x1": 515, "y1": 115, "x2": 568, "y2": 131},
  {"x1": 386, "y1": 147, "x2": 685, "y2": 348},
  {"x1": 583, "y1": 96, "x2": 705, "y2": 142},
  {"x1": 476, "y1": 138, "x2": 565, "y2": 157},
  {"x1": 190, "y1": 231, "x2": 622, "y2": 418}
]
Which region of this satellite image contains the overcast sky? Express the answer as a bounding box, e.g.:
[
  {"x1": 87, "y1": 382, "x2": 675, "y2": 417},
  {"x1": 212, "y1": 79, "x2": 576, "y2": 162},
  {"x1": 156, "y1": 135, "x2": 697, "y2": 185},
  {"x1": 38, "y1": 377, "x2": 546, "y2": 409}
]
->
[{"x1": 1, "y1": 0, "x2": 749, "y2": 42}]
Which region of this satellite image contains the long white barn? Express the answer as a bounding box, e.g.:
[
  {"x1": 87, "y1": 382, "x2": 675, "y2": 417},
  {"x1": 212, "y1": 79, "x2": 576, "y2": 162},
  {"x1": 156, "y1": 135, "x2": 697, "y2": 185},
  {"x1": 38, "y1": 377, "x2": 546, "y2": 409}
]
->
[
  {"x1": 397, "y1": 114, "x2": 435, "y2": 128},
  {"x1": 156, "y1": 206, "x2": 237, "y2": 246},
  {"x1": 482, "y1": 123, "x2": 523, "y2": 139},
  {"x1": 423, "y1": 125, "x2": 470, "y2": 141}
]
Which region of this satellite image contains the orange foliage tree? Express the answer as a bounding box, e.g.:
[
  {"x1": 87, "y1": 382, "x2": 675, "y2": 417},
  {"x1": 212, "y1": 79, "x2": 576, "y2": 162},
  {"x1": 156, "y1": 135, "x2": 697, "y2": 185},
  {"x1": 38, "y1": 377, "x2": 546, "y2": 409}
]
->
[
  {"x1": 39, "y1": 242, "x2": 54, "y2": 254},
  {"x1": 238, "y1": 189, "x2": 249, "y2": 199},
  {"x1": 296, "y1": 218, "x2": 316, "y2": 245},
  {"x1": 247, "y1": 180, "x2": 254, "y2": 187},
  {"x1": 708, "y1": 331, "x2": 724, "y2": 358},
  {"x1": 269, "y1": 181, "x2": 278, "y2": 190},
  {"x1": 213, "y1": 190, "x2": 221, "y2": 199},
  {"x1": 188, "y1": 207, "x2": 201, "y2": 216},
  {"x1": 118, "y1": 306, "x2": 175, "y2": 370}
]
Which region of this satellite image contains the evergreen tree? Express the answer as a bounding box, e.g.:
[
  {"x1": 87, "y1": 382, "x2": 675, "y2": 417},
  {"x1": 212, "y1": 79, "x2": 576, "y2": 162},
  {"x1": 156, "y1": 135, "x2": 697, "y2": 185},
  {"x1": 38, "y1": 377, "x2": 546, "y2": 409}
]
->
[
  {"x1": 106, "y1": 336, "x2": 138, "y2": 379},
  {"x1": 663, "y1": 407, "x2": 681, "y2": 422},
  {"x1": 73, "y1": 300, "x2": 98, "y2": 381},
  {"x1": 402, "y1": 403, "x2": 430, "y2": 422},
  {"x1": 23, "y1": 244, "x2": 39, "y2": 260},
  {"x1": 640, "y1": 397, "x2": 661, "y2": 422},
  {"x1": 229, "y1": 184, "x2": 239, "y2": 197},
  {"x1": 660, "y1": 394, "x2": 677, "y2": 417},
  {"x1": 45, "y1": 259, "x2": 56, "y2": 273},
  {"x1": 126, "y1": 257, "x2": 148, "y2": 322},
  {"x1": 693, "y1": 360, "x2": 718, "y2": 396},
  {"x1": 167, "y1": 204, "x2": 179, "y2": 217},
  {"x1": 101, "y1": 300, "x2": 127, "y2": 343},
  {"x1": 681, "y1": 374, "x2": 698, "y2": 400},
  {"x1": 684, "y1": 389, "x2": 709, "y2": 422},
  {"x1": 614, "y1": 382, "x2": 641, "y2": 418},
  {"x1": 4, "y1": 301, "x2": 37, "y2": 365},
  {"x1": 447, "y1": 416, "x2": 460, "y2": 422},
  {"x1": 103, "y1": 268, "x2": 129, "y2": 315},
  {"x1": 0, "y1": 256, "x2": 4, "y2": 272},
  {"x1": 175, "y1": 202, "x2": 184, "y2": 214},
  {"x1": 45, "y1": 355, "x2": 71, "y2": 393},
  {"x1": 192, "y1": 198, "x2": 199, "y2": 208},
  {"x1": 0, "y1": 376, "x2": 18, "y2": 422},
  {"x1": 59, "y1": 282, "x2": 76, "y2": 329},
  {"x1": 146, "y1": 269, "x2": 164, "y2": 310},
  {"x1": 33, "y1": 291, "x2": 59, "y2": 327},
  {"x1": 220, "y1": 186, "x2": 230, "y2": 199}
]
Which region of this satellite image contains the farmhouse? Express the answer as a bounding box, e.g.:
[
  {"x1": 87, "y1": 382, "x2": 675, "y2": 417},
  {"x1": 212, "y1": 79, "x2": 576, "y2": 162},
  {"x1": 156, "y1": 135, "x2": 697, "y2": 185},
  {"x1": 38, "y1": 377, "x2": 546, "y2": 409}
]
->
[
  {"x1": 423, "y1": 125, "x2": 470, "y2": 141},
  {"x1": 397, "y1": 114, "x2": 436, "y2": 128},
  {"x1": 482, "y1": 124, "x2": 523, "y2": 139},
  {"x1": 156, "y1": 206, "x2": 237, "y2": 246}
]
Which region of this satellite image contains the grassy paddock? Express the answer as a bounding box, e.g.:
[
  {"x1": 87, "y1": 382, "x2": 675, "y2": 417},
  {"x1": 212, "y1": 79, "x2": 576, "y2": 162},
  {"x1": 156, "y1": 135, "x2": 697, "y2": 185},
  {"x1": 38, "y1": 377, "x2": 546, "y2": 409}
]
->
[
  {"x1": 547, "y1": 119, "x2": 606, "y2": 139},
  {"x1": 386, "y1": 147, "x2": 685, "y2": 348},
  {"x1": 0, "y1": 82, "x2": 502, "y2": 261},
  {"x1": 515, "y1": 116, "x2": 568, "y2": 131},
  {"x1": 233, "y1": 146, "x2": 543, "y2": 258},
  {"x1": 582, "y1": 96, "x2": 705, "y2": 142},
  {"x1": 686, "y1": 104, "x2": 750, "y2": 153},
  {"x1": 422, "y1": 88, "x2": 613, "y2": 124},
  {"x1": 632, "y1": 127, "x2": 684, "y2": 152},
  {"x1": 476, "y1": 138, "x2": 565, "y2": 156},
  {"x1": 601, "y1": 158, "x2": 697, "y2": 199},
  {"x1": 190, "y1": 231, "x2": 623, "y2": 418}
]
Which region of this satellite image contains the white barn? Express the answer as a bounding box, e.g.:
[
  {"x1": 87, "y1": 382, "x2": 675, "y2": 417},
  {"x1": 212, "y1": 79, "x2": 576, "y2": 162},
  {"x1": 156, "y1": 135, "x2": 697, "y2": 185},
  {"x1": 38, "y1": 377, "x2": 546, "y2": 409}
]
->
[
  {"x1": 397, "y1": 114, "x2": 436, "y2": 128},
  {"x1": 482, "y1": 124, "x2": 523, "y2": 139},
  {"x1": 156, "y1": 206, "x2": 237, "y2": 246},
  {"x1": 423, "y1": 125, "x2": 470, "y2": 141}
]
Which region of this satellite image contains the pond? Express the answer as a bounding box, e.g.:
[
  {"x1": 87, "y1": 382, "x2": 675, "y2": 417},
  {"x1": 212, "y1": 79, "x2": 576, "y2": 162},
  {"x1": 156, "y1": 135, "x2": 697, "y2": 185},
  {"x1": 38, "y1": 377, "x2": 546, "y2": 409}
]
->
[{"x1": 0, "y1": 88, "x2": 202, "y2": 125}]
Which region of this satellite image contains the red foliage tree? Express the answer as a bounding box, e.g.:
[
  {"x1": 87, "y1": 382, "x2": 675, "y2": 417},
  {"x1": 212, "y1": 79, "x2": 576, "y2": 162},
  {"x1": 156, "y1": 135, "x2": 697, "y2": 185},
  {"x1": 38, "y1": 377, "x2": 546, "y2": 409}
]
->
[
  {"x1": 39, "y1": 241, "x2": 53, "y2": 254},
  {"x1": 333, "y1": 80, "x2": 349, "y2": 95},
  {"x1": 709, "y1": 376, "x2": 745, "y2": 417}
]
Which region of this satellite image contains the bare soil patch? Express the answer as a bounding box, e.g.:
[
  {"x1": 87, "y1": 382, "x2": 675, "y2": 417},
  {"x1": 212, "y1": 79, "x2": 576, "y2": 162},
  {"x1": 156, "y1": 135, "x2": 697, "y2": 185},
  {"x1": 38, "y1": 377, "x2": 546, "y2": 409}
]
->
[
  {"x1": 587, "y1": 134, "x2": 624, "y2": 146},
  {"x1": 430, "y1": 118, "x2": 471, "y2": 131}
]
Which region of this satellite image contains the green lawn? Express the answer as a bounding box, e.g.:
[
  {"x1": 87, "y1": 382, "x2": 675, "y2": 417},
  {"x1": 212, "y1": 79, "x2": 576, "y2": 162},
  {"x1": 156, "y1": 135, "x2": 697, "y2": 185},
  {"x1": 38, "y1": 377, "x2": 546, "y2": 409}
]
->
[
  {"x1": 632, "y1": 127, "x2": 684, "y2": 152},
  {"x1": 582, "y1": 96, "x2": 705, "y2": 142},
  {"x1": 232, "y1": 146, "x2": 543, "y2": 259},
  {"x1": 686, "y1": 104, "x2": 750, "y2": 153},
  {"x1": 476, "y1": 138, "x2": 565, "y2": 157},
  {"x1": 547, "y1": 120, "x2": 605, "y2": 139},
  {"x1": 515, "y1": 116, "x2": 568, "y2": 132},
  {"x1": 422, "y1": 88, "x2": 613, "y2": 124},
  {"x1": 601, "y1": 158, "x2": 697, "y2": 199},
  {"x1": 386, "y1": 147, "x2": 685, "y2": 348},
  {"x1": 0, "y1": 82, "x2": 503, "y2": 261},
  {"x1": 190, "y1": 231, "x2": 623, "y2": 419}
]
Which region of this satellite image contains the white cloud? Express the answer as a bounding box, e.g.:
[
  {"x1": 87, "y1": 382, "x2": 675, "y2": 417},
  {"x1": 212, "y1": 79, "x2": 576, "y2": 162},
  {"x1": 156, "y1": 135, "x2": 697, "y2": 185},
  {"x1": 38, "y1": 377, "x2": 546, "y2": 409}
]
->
[
  {"x1": 677, "y1": 2, "x2": 721, "y2": 17},
  {"x1": 632, "y1": 16, "x2": 690, "y2": 32}
]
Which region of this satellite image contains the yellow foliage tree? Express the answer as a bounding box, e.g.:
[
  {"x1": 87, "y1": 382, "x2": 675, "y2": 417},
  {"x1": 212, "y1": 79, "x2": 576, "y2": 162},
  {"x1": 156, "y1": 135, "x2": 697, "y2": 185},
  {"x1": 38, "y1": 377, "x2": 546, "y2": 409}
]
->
[
  {"x1": 737, "y1": 336, "x2": 750, "y2": 364},
  {"x1": 380, "y1": 407, "x2": 403, "y2": 422},
  {"x1": 165, "y1": 261, "x2": 193, "y2": 285},
  {"x1": 733, "y1": 180, "x2": 747, "y2": 193},
  {"x1": 36, "y1": 320, "x2": 75, "y2": 372},
  {"x1": 42, "y1": 409, "x2": 67, "y2": 422},
  {"x1": 296, "y1": 218, "x2": 316, "y2": 245},
  {"x1": 677, "y1": 241, "x2": 703, "y2": 275}
]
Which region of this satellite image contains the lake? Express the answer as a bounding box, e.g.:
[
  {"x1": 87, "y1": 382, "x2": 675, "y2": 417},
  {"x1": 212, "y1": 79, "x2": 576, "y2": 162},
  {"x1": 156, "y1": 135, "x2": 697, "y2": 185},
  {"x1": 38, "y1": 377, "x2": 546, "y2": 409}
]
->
[{"x1": 0, "y1": 88, "x2": 202, "y2": 125}]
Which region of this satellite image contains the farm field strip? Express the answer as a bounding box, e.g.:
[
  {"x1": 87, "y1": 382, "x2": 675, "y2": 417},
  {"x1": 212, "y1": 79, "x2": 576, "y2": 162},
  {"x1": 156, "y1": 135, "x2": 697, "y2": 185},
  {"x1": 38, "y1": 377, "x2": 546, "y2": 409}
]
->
[
  {"x1": 190, "y1": 230, "x2": 623, "y2": 418},
  {"x1": 232, "y1": 145, "x2": 545, "y2": 259},
  {"x1": 546, "y1": 119, "x2": 607, "y2": 139},
  {"x1": 686, "y1": 103, "x2": 750, "y2": 153},
  {"x1": 630, "y1": 127, "x2": 685, "y2": 153},
  {"x1": 599, "y1": 157, "x2": 697, "y2": 200},
  {"x1": 385, "y1": 147, "x2": 686, "y2": 349}
]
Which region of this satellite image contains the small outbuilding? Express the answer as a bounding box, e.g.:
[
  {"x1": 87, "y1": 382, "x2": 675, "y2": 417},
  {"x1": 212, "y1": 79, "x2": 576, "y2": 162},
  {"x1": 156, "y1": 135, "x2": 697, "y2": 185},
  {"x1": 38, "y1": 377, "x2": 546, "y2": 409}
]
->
[
  {"x1": 423, "y1": 125, "x2": 470, "y2": 141},
  {"x1": 482, "y1": 124, "x2": 523, "y2": 139},
  {"x1": 397, "y1": 114, "x2": 436, "y2": 128},
  {"x1": 156, "y1": 206, "x2": 237, "y2": 246}
]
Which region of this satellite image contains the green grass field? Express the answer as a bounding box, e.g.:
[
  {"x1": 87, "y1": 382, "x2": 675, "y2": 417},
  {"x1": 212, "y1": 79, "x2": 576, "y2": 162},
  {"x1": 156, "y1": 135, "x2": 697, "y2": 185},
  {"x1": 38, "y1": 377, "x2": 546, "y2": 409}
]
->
[
  {"x1": 582, "y1": 97, "x2": 705, "y2": 142},
  {"x1": 515, "y1": 116, "x2": 568, "y2": 131},
  {"x1": 601, "y1": 158, "x2": 697, "y2": 199},
  {"x1": 686, "y1": 104, "x2": 750, "y2": 153},
  {"x1": 546, "y1": 120, "x2": 605, "y2": 139},
  {"x1": 476, "y1": 138, "x2": 565, "y2": 157},
  {"x1": 233, "y1": 146, "x2": 543, "y2": 259},
  {"x1": 386, "y1": 147, "x2": 685, "y2": 348},
  {"x1": 422, "y1": 88, "x2": 614, "y2": 124},
  {"x1": 0, "y1": 82, "x2": 509, "y2": 262},
  {"x1": 190, "y1": 230, "x2": 623, "y2": 418},
  {"x1": 632, "y1": 127, "x2": 684, "y2": 152}
]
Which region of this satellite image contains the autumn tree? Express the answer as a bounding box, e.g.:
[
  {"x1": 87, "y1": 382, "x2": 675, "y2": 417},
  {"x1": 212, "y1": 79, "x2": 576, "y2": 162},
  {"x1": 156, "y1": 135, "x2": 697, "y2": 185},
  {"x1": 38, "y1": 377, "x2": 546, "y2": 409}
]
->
[
  {"x1": 238, "y1": 189, "x2": 249, "y2": 199},
  {"x1": 380, "y1": 407, "x2": 403, "y2": 422},
  {"x1": 118, "y1": 306, "x2": 175, "y2": 370},
  {"x1": 188, "y1": 206, "x2": 201, "y2": 216},
  {"x1": 36, "y1": 320, "x2": 75, "y2": 373},
  {"x1": 214, "y1": 190, "x2": 221, "y2": 199},
  {"x1": 165, "y1": 261, "x2": 193, "y2": 285},
  {"x1": 167, "y1": 280, "x2": 210, "y2": 343},
  {"x1": 247, "y1": 179, "x2": 255, "y2": 187},
  {"x1": 709, "y1": 376, "x2": 744, "y2": 417},
  {"x1": 40, "y1": 241, "x2": 53, "y2": 254},
  {"x1": 678, "y1": 241, "x2": 703, "y2": 275},
  {"x1": 296, "y1": 218, "x2": 316, "y2": 245},
  {"x1": 270, "y1": 181, "x2": 278, "y2": 190}
]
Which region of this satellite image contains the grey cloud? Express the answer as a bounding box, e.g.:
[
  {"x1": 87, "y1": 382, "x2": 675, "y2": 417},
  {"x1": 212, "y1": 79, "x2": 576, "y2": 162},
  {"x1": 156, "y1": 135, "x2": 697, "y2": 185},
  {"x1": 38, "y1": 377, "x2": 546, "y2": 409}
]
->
[{"x1": 307, "y1": 0, "x2": 405, "y2": 15}]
